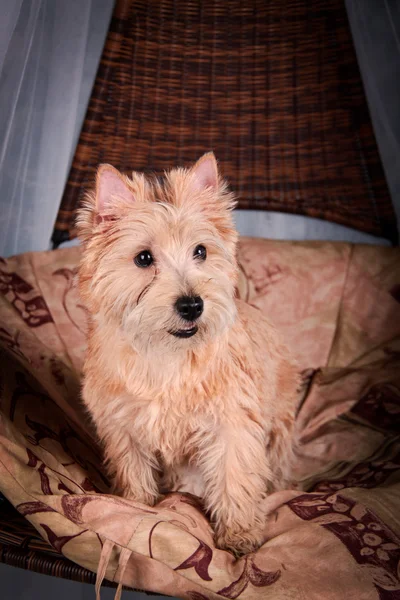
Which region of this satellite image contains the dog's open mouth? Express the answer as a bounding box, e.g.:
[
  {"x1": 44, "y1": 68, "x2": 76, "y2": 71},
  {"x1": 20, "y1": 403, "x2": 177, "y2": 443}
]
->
[{"x1": 169, "y1": 325, "x2": 198, "y2": 339}]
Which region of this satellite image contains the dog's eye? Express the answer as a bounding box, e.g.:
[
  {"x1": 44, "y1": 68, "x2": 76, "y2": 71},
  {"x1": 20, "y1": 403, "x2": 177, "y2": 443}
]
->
[
  {"x1": 134, "y1": 250, "x2": 153, "y2": 268},
  {"x1": 194, "y1": 245, "x2": 207, "y2": 261}
]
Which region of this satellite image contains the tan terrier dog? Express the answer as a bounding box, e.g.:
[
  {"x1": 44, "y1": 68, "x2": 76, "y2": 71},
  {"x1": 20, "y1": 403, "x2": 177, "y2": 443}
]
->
[{"x1": 77, "y1": 153, "x2": 299, "y2": 554}]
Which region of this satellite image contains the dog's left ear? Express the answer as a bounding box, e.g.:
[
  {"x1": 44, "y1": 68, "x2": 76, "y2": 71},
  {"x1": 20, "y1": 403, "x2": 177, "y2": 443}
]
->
[{"x1": 191, "y1": 152, "x2": 219, "y2": 192}]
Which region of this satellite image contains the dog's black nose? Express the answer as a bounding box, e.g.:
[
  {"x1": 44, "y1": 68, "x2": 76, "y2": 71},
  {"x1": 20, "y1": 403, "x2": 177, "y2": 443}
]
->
[{"x1": 175, "y1": 296, "x2": 204, "y2": 321}]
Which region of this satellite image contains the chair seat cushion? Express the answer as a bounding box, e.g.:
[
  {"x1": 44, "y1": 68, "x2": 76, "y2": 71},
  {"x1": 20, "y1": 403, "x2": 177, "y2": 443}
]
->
[{"x1": 0, "y1": 239, "x2": 399, "y2": 599}]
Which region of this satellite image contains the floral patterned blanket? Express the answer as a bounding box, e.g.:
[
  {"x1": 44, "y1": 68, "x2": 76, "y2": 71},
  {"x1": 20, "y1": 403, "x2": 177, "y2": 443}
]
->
[{"x1": 0, "y1": 239, "x2": 399, "y2": 599}]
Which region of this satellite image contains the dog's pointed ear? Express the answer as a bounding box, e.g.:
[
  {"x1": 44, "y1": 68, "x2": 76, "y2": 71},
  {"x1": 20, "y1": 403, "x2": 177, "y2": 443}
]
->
[
  {"x1": 190, "y1": 152, "x2": 219, "y2": 192},
  {"x1": 96, "y1": 164, "x2": 135, "y2": 212}
]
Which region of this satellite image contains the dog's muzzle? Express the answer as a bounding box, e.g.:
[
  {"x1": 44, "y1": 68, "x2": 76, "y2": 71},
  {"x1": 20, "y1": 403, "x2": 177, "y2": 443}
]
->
[
  {"x1": 170, "y1": 295, "x2": 203, "y2": 338},
  {"x1": 175, "y1": 296, "x2": 204, "y2": 321}
]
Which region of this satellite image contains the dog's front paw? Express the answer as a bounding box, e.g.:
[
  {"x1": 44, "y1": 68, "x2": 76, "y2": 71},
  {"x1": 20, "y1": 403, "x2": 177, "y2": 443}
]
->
[{"x1": 215, "y1": 526, "x2": 265, "y2": 556}]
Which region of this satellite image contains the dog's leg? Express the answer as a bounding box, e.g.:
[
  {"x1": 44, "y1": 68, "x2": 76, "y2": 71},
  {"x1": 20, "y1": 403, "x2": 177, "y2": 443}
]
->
[
  {"x1": 103, "y1": 429, "x2": 160, "y2": 506},
  {"x1": 268, "y1": 413, "x2": 298, "y2": 491},
  {"x1": 198, "y1": 424, "x2": 270, "y2": 555}
]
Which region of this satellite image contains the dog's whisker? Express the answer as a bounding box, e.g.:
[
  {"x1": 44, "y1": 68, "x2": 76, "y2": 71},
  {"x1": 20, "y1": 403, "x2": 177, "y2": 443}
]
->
[{"x1": 137, "y1": 282, "x2": 152, "y2": 305}]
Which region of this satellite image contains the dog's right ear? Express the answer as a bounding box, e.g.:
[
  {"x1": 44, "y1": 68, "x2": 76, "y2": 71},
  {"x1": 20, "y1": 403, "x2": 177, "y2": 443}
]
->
[{"x1": 96, "y1": 164, "x2": 135, "y2": 213}]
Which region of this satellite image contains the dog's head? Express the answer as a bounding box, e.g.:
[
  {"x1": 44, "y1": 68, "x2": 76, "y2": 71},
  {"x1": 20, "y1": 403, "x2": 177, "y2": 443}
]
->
[{"x1": 77, "y1": 153, "x2": 238, "y2": 355}]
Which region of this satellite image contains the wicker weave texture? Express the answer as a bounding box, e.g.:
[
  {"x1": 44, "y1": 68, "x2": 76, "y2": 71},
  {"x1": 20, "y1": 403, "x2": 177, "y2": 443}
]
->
[{"x1": 53, "y1": 0, "x2": 396, "y2": 242}]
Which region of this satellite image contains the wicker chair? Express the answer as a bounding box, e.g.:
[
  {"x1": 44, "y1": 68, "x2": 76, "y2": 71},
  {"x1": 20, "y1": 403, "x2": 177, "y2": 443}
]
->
[
  {"x1": 1, "y1": 0, "x2": 398, "y2": 591},
  {"x1": 52, "y1": 0, "x2": 397, "y2": 247}
]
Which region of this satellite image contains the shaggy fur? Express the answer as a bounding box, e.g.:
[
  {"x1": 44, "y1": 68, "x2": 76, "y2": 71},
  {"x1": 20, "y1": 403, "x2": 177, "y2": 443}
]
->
[{"x1": 77, "y1": 153, "x2": 299, "y2": 554}]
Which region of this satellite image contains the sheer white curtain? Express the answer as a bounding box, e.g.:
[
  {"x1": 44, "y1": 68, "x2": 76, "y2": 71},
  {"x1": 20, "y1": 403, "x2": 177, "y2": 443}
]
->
[
  {"x1": 346, "y1": 0, "x2": 400, "y2": 234},
  {"x1": 0, "y1": 0, "x2": 113, "y2": 257}
]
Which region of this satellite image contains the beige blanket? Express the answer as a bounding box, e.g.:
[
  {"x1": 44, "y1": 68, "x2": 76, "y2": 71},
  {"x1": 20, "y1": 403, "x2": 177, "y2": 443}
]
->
[{"x1": 0, "y1": 238, "x2": 399, "y2": 599}]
